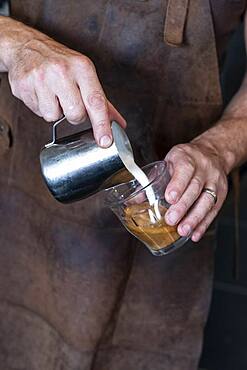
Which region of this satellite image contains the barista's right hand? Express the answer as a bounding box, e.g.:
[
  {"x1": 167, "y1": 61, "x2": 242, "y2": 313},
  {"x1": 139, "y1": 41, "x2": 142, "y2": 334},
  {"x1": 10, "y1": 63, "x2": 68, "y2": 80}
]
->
[{"x1": 0, "y1": 17, "x2": 126, "y2": 148}]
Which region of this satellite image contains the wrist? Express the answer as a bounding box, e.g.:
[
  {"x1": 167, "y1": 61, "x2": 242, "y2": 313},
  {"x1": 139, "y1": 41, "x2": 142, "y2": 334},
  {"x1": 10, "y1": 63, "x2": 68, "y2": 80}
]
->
[
  {"x1": 191, "y1": 131, "x2": 236, "y2": 175},
  {"x1": 0, "y1": 16, "x2": 48, "y2": 71}
]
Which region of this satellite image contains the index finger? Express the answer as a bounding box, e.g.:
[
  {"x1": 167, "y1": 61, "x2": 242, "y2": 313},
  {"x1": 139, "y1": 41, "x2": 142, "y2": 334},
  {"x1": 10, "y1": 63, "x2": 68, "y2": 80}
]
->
[
  {"x1": 76, "y1": 61, "x2": 112, "y2": 148},
  {"x1": 165, "y1": 157, "x2": 195, "y2": 204}
]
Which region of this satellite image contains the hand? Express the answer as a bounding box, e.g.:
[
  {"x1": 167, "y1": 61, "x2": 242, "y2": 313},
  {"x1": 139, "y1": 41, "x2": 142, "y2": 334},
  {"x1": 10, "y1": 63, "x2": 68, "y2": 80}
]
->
[
  {"x1": 4, "y1": 21, "x2": 126, "y2": 147},
  {"x1": 164, "y1": 142, "x2": 228, "y2": 242}
]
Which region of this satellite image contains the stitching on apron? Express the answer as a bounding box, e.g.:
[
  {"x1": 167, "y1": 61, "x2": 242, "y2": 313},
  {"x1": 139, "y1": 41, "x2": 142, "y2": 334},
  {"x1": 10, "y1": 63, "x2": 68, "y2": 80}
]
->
[{"x1": 164, "y1": 0, "x2": 190, "y2": 46}]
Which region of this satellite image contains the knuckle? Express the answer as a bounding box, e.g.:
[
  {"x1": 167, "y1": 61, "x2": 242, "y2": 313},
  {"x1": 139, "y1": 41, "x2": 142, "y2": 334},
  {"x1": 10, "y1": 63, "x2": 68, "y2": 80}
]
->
[
  {"x1": 51, "y1": 60, "x2": 69, "y2": 77},
  {"x1": 78, "y1": 56, "x2": 95, "y2": 74},
  {"x1": 175, "y1": 144, "x2": 187, "y2": 153},
  {"x1": 169, "y1": 144, "x2": 186, "y2": 159},
  {"x1": 177, "y1": 200, "x2": 188, "y2": 215},
  {"x1": 66, "y1": 110, "x2": 86, "y2": 123},
  {"x1": 87, "y1": 92, "x2": 107, "y2": 111},
  {"x1": 191, "y1": 177, "x2": 203, "y2": 192},
  {"x1": 191, "y1": 214, "x2": 200, "y2": 226},
  {"x1": 42, "y1": 115, "x2": 54, "y2": 122},
  {"x1": 95, "y1": 119, "x2": 108, "y2": 128},
  {"x1": 43, "y1": 111, "x2": 60, "y2": 122},
  {"x1": 200, "y1": 154, "x2": 209, "y2": 167},
  {"x1": 184, "y1": 160, "x2": 194, "y2": 173},
  {"x1": 57, "y1": 63, "x2": 69, "y2": 77},
  {"x1": 33, "y1": 66, "x2": 46, "y2": 82}
]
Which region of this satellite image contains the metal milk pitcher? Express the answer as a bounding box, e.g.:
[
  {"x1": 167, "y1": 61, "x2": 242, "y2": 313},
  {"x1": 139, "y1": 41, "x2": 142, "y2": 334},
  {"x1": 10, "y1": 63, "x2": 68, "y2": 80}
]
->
[{"x1": 40, "y1": 117, "x2": 132, "y2": 203}]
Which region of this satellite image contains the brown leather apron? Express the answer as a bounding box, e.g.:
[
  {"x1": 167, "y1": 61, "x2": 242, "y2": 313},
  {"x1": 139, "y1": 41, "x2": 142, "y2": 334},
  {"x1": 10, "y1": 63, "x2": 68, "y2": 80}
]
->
[{"x1": 0, "y1": 1, "x2": 222, "y2": 369}]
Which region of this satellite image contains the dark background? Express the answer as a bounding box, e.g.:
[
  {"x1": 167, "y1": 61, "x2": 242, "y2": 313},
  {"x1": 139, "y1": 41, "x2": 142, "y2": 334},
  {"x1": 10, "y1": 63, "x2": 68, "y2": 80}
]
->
[{"x1": 200, "y1": 23, "x2": 247, "y2": 370}]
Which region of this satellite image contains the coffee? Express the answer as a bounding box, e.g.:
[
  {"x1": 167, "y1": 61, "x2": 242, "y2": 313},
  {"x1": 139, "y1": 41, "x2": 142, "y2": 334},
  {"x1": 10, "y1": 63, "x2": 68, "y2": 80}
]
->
[{"x1": 124, "y1": 202, "x2": 180, "y2": 251}]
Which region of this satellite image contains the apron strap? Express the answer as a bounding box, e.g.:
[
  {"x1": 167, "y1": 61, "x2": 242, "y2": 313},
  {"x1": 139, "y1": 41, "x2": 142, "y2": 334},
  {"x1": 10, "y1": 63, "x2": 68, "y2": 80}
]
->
[{"x1": 164, "y1": 0, "x2": 190, "y2": 46}]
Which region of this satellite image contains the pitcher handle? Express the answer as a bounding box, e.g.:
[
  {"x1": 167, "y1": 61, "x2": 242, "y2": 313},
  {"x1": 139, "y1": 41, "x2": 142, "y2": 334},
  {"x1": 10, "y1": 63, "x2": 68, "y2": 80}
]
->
[{"x1": 45, "y1": 116, "x2": 66, "y2": 148}]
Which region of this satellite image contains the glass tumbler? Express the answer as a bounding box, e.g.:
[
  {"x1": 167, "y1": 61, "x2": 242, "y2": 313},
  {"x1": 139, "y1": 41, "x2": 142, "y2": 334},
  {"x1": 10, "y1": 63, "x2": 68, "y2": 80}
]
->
[{"x1": 104, "y1": 161, "x2": 190, "y2": 256}]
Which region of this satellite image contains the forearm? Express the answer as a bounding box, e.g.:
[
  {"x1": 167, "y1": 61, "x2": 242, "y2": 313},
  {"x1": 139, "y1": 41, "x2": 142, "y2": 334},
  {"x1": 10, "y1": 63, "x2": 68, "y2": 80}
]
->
[
  {"x1": 192, "y1": 75, "x2": 247, "y2": 175},
  {"x1": 0, "y1": 15, "x2": 51, "y2": 72}
]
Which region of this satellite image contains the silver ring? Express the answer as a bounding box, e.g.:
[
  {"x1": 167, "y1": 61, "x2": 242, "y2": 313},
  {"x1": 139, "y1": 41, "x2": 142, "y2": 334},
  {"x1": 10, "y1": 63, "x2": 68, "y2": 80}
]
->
[{"x1": 203, "y1": 188, "x2": 217, "y2": 204}]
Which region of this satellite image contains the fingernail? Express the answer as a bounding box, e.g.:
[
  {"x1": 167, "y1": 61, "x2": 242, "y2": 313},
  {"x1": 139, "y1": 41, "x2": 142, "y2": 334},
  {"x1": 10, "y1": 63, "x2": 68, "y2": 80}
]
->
[
  {"x1": 192, "y1": 232, "x2": 201, "y2": 242},
  {"x1": 169, "y1": 191, "x2": 178, "y2": 203},
  {"x1": 181, "y1": 224, "x2": 191, "y2": 236},
  {"x1": 100, "y1": 135, "x2": 112, "y2": 148},
  {"x1": 166, "y1": 211, "x2": 178, "y2": 225}
]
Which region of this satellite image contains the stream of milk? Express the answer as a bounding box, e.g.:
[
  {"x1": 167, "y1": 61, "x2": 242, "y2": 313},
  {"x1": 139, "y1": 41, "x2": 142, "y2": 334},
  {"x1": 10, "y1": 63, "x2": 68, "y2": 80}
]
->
[
  {"x1": 119, "y1": 152, "x2": 161, "y2": 223},
  {"x1": 112, "y1": 121, "x2": 162, "y2": 223}
]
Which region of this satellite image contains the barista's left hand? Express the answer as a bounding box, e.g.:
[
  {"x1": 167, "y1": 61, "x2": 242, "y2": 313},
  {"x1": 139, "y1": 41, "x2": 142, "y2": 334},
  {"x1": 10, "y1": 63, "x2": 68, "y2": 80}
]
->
[{"x1": 164, "y1": 142, "x2": 228, "y2": 242}]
